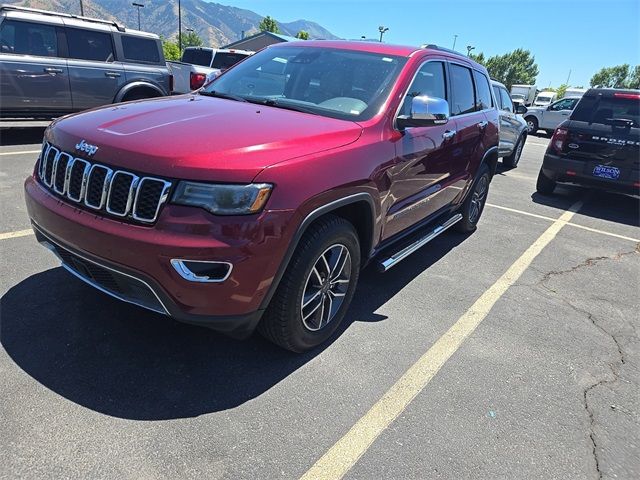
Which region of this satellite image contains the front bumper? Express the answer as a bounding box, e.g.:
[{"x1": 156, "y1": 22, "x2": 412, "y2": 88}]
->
[
  {"x1": 25, "y1": 175, "x2": 297, "y2": 337},
  {"x1": 542, "y1": 153, "x2": 640, "y2": 195}
]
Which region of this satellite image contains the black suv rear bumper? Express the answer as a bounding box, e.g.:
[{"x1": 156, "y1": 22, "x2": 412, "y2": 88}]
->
[{"x1": 542, "y1": 153, "x2": 640, "y2": 195}]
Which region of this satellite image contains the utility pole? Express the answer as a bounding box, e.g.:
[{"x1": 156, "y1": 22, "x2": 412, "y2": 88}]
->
[
  {"x1": 565, "y1": 69, "x2": 572, "y2": 86},
  {"x1": 132, "y1": 3, "x2": 144, "y2": 30},
  {"x1": 79, "y1": 0, "x2": 84, "y2": 16},
  {"x1": 178, "y1": 0, "x2": 182, "y2": 52},
  {"x1": 378, "y1": 25, "x2": 389, "y2": 43},
  {"x1": 466, "y1": 45, "x2": 475, "y2": 57},
  {"x1": 452, "y1": 34, "x2": 458, "y2": 50}
]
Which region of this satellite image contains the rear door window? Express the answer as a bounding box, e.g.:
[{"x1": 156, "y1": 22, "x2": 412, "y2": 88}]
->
[
  {"x1": 571, "y1": 95, "x2": 640, "y2": 127},
  {"x1": 450, "y1": 63, "x2": 476, "y2": 115},
  {"x1": 181, "y1": 48, "x2": 212, "y2": 66},
  {"x1": 211, "y1": 52, "x2": 249, "y2": 69},
  {"x1": 66, "y1": 28, "x2": 114, "y2": 62},
  {"x1": 121, "y1": 35, "x2": 159, "y2": 63},
  {"x1": 473, "y1": 70, "x2": 492, "y2": 110},
  {"x1": 0, "y1": 20, "x2": 58, "y2": 57},
  {"x1": 492, "y1": 86, "x2": 503, "y2": 109}
]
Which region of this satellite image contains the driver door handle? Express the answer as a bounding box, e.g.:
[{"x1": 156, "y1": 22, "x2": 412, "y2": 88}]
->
[
  {"x1": 477, "y1": 120, "x2": 488, "y2": 129},
  {"x1": 442, "y1": 130, "x2": 456, "y2": 140},
  {"x1": 43, "y1": 67, "x2": 63, "y2": 74},
  {"x1": 105, "y1": 71, "x2": 121, "y2": 78}
]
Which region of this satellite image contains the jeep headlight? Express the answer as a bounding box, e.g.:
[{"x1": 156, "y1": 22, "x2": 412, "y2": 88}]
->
[{"x1": 172, "y1": 182, "x2": 272, "y2": 215}]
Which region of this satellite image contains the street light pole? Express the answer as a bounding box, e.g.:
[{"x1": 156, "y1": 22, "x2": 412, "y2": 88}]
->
[
  {"x1": 178, "y1": 0, "x2": 182, "y2": 52},
  {"x1": 466, "y1": 45, "x2": 475, "y2": 57},
  {"x1": 452, "y1": 34, "x2": 458, "y2": 50},
  {"x1": 378, "y1": 25, "x2": 389, "y2": 43},
  {"x1": 132, "y1": 3, "x2": 144, "y2": 30},
  {"x1": 79, "y1": 0, "x2": 84, "y2": 16}
]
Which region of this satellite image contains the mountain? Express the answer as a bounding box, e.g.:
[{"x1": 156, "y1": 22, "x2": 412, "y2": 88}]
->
[{"x1": 6, "y1": 0, "x2": 339, "y2": 46}]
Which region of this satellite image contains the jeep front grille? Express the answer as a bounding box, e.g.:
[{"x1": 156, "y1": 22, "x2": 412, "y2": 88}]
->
[{"x1": 38, "y1": 142, "x2": 172, "y2": 224}]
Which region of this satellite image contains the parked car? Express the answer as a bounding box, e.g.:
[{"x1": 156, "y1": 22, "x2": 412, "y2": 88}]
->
[
  {"x1": 511, "y1": 84, "x2": 538, "y2": 107},
  {"x1": 168, "y1": 47, "x2": 253, "y2": 94},
  {"x1": 524, "y1": 96, "x2": 581, "y2": 135},
  {"x1": 533, "y1": 90, "x2": 557, "y2": 107},
  {"x1": 564, "y1": 87, "x2": 587, "y2": 98},
  {"x1": 25, "y1": 41, "x2": 499, "y2": 352},
  {"x1": 0, "y1": 5, "x2": 171, "y2": 119},
  {"x1": 492, "y1": 80, "x2": 528, "y2": 168},
  {"x1": 536, "y1": 88, "x2": 639, "y2": 196}
]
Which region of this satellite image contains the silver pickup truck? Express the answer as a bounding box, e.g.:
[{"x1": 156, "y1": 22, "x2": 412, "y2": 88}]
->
[
  {"x1": 168, "y1": 47, "x2": 253, "y2": 94},
  {"x1": 0, "y1": 5, "x2": 171, "y2": 119}
]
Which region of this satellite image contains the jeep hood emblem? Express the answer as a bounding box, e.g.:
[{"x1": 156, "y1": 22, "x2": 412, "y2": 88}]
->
[{"x1": 75, "y1": 140, "x2": 98, "y2": 156}]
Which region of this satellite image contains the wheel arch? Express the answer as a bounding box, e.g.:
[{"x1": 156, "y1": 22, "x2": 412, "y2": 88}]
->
[
  {"x1": 114, "y1": 81, "x2": 166, "y2": 103},
  {"x1": 258, "y1": 192, "x2": 377, "y2": 311},
  {"x1": 481, "y1": 146, "x2": 499, "y2": 177}
]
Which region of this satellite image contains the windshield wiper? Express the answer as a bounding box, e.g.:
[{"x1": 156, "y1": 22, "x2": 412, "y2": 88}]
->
[
  {"x1": 199, "y1": 90, "x2": 248, "y2": 103},
  {"x1": 249, "y1": 98, "x2": 318, "y2": 115}
]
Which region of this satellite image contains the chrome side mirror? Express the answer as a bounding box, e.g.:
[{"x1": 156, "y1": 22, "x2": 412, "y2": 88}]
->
[{"x1": 397, "y1": 95, "x2": 449, "y2": 129}]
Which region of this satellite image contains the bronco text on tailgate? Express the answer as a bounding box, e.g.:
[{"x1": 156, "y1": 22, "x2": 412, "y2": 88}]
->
[
  {"x1": 25, "y1": 41, "x2": 499, "y2": 352},
  {"x1": 536, "y1": 88, "x2": 640, "y2": 196}
]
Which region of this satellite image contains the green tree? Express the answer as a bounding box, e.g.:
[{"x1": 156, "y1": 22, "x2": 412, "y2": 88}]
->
[
  {"x1": 556, "y1": 83, "x2": 568, "y2": 99},
  {"x1": 162, "y1": 37, "x2": 181, "y2": 60},
  {"x1": 485, "y1": 49, "x2": 539, "y2": 89},
  {"x1": 178, "y1": 30, "x2": 204, "y2": 49},
  {"x1": 295, "y1": 30, "x2": 310, "y2": 40},
  {"x1": 590, "y1": 64, "x2": 640, "y2": 88},
  {"x1": 258, "y1": 16, "x2": 280, "y2": 33},
  {"x1": 469, "y1": 52, "x2": 486, "y2": 65}
]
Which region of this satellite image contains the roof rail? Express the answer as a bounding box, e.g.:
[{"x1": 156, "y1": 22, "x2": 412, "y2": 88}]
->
[
  {"x1": 0, "y1": 4, "x2": 126, "y2": 32},
  {"x1": 420, "y1": 44, "x2": 461, "y2": 56}
]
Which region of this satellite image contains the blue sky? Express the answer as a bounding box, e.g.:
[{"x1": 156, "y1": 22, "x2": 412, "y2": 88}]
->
[{"x1": 218, "y1": 0, "x2": 640, "y2": 88}]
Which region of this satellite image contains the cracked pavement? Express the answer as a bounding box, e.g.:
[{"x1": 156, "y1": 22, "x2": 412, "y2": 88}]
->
[{"x1": 2, "y1": 133, "x2": 639, "y2": 479}]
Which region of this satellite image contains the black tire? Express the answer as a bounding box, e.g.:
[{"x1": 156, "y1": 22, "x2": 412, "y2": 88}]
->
[
  {"x1": 536, "y1": 169, "x2": 557, "y2": 195},
  {"x1": 525, "y1": 116, "x2": 538, "y2": 135},
  {"x1": 258, "y1": 215, "x2": 360, "y2": 352},
  {"x1": 503, "y1": 134, "x2": 525, "y2": 168},
  {"x1": 455, "y1": 162, "x2": 491, "y2": 233},
  {"x1": 121, "y1": 89, "x2": 160, "y2": 102}
]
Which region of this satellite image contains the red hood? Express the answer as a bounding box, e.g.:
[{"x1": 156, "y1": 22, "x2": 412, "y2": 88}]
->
[{"x1": 46, "y1": 95, "x2": 363, "y2": 182}]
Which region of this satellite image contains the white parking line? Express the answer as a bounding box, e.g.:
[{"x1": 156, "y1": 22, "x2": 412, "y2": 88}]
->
[
  {"x1": 300, "y1": 201, "x2": 584, "y2": 480},
  {"x1": 0, "y1": 150, "x2": 40, "y2": 156},
  {"x1": 486, "y1": 203, "x2": 640, "y2": 243},
  {"x1": 0, "y1": 229, "x2": 33, "y2": 241}
]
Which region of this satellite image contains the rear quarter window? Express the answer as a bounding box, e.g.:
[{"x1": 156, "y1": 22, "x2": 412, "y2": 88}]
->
[
  {"x1": 571, "y1": 95, "x2": 640, "y2": 127},
  {"x1": 122, "y1": 36, "x2": 160, "y2": 63}
]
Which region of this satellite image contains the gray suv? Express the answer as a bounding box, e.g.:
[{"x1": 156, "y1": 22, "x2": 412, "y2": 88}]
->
[
  {"x1": 0, "y1": 5, "x2": 171, "y2": 119},
  {"x1": 492, "y1": 80, "x2": 528, "y2": 168}
]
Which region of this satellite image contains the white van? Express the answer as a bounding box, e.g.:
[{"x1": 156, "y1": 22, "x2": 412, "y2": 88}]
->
[{"x1": 533, "y1": 91, "x2": 557, "y2": 107}]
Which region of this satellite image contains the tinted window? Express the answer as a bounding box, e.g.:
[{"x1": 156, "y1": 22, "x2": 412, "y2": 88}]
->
[
  {"x1": 400, "y1": 61, "x2": 447, "y2": 116},
  {"x1": 0, "y1": 20, "x2": 57, "y2": 57},
  {"x1": 500, "y1": 88, "x2": 513, "y2": 113},
  {"x1": 473, "y1": 70, "x2": 492, "y2": 110},
  {"x1": 571, "y1": 95, "x2": 639, "y2": 127},
  {"x1": 211, "y1": 52, "x2": 250, "y2": 69},
  {"x1": 122, "y1": 36, "x2": 159, "y2": 63},
  {"x1": 66, "y1": 28, "x2": 114, "y2": 62},
  {"x1": 181, "y1": 48, "x2": 212, "y2": 66},
  {"x1": 450, "y1": 64, "x2": 475, "y2": 115},
  {"x1": 492, "y1": 86, "x2": 502, "y2": 109}
]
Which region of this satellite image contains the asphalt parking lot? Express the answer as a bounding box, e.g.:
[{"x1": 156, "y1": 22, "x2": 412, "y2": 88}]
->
[{"x1": 1, "y1": 129, "x2": 638, "y2": 480}]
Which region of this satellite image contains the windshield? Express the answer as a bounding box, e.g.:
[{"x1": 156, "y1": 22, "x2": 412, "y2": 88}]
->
[
  {"x1": 203, "y1": 46, "x2": 407, "y2": 121},
  {"x1": 211, "y1": 52, "x2": 250, "y2": 70},
  {"x1": 511, "y1": 94, "x2": 525, "y2": 100},
  {"x1": 536, "y1": 96, "x2": 553, "y2": 103}
]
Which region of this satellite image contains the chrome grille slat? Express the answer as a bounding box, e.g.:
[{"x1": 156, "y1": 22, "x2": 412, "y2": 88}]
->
[{"x1": 37, "y1": 143, "x2": 171, "y2": 224}]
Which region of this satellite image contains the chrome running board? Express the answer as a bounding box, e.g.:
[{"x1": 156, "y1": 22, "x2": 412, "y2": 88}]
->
[{"x1": 376, "y1": 213, "x2": 463, "y2": 272}]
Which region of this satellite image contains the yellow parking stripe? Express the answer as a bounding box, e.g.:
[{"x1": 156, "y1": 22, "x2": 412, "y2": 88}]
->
[
  {"x1": 0, "y1": 229, "x2": 33, "y2": 241},
  {"x1": 0, "y1": 150, "x2": 40, "y2": 156},
  {"x1": 300, "y1": 200, "x2": 584, "y2": 480},
  {"x1": 486, "y1": 203, "x2": 640, "y2": 243}
]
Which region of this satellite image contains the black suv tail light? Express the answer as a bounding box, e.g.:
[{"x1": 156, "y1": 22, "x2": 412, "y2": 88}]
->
[{"x1": 549, "y1": 127, "x2": 568, "y2": 154}]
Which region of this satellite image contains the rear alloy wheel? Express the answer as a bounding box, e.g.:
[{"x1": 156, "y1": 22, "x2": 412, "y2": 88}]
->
[
  {"x1": 503, "y1": 135, "x2": 525, "y2": 168},
  {"x1": 258, "y1": 215, "x2": 360, "y2": 352},
  {"x1": 525, "y1": 116, "x2": 538, "y2": 135},
  {"x1": 455, "y1": 163, "x2": 491, "y2": 233},
  {"x1": 536, "y1": 169, "x2": 557, "y2": 195}
]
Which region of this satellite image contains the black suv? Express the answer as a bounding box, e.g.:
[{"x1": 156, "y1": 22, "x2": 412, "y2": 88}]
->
[
  {"x1": 0, "y1": 5, "x2": 171, "y2": 119},
  {"x1": 537, "y1": 88, "x2": 640, "y2": 196}
]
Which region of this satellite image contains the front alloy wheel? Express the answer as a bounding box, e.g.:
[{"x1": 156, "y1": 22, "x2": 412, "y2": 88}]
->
[{"x1": 301, "y1": 244, "x2": 351, "y2": 331}]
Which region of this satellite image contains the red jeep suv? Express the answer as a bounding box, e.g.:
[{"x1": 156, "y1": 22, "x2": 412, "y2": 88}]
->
[{"x1": 25, "y1": 41, "x2": 499, "y2": 352}]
